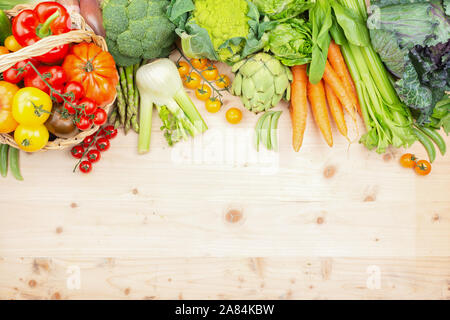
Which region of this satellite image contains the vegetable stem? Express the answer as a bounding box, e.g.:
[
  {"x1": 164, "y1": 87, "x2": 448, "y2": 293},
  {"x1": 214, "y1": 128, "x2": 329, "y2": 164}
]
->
[{"x1": 138, "y1": 93, "x2": 153, "y2": 154}]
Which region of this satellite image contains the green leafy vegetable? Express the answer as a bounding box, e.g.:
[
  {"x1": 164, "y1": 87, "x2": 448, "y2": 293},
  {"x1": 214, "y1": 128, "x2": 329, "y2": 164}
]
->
[
  {"x1": 265, "y1": 18, "x2": 312, "y2": 66},
  {"x1": 252, "y1": 0, "x2": 312, "y2": 20}
]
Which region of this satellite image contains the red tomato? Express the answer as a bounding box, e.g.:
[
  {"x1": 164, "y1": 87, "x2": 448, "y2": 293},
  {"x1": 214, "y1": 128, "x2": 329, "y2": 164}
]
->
[
  {"x1": 2, "y1": 59, "x2": 40, "y2": 84},
  {"x1": 64, "y1": 81, "x2": 85, "y2": 103},
  {"x1": 87, "y1": 149, "x2": 101, "y2": 163},
  {"x1": 79, "y1": 160, "x2": 92, "y2": 174},
  {"x1": 63, "y1": 102, "x2": 76, "y2": 115},
  {"x1": 70, "y1": 145, "x2": 84, "y2": 159},
  {"x1": 101, "y1": 125, "x2": 118, "y2": 139},
  {"x1": 82, "y1": 135, "x2": 95, "y2": 148},
  {"x1": 95, "y1": 137, "x2": 110, "y2": 152},
  {"x1": 50, "y1": 86, "x2": 65, "y2": 103},
  {"x1": 93, "y1": 108, "x2": 107, "y2": 126},
  {"x1": 78, "y1": 98, "x2": 97, "y2": 115},
  {"x1": 76, "y1": 114, "x2": 93, "y2": 131},
  {"x1": 3, "y1": 67, "x2": 23, "y2": 84},
  {"x1": 24, "y1": 65, "x2": 66, "y2": 94}
]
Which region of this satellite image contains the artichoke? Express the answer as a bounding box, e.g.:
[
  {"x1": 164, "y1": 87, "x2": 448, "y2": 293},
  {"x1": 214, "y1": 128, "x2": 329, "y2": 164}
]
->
[{"x1": 231, "y1": 53, "x2": 292, "y2": 113}]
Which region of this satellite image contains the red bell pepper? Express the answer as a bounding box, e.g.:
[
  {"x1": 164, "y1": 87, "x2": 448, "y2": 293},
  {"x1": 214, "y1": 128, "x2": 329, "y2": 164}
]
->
[{"x1": 12, "y1": 2, "x2": 71, "y2": 64}]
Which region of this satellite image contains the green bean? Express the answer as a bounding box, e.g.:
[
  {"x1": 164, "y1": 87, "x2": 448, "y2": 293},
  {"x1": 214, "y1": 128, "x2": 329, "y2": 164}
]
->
[
  {"x1": 0, "y1": 144, "x2": 9, "y2": 177},
  {"x1": 413, "y1": 127, "x2": 436, "y2": 163},
  {"x1": 9, "y1": 147, "x2": 23, "y2": 181},
  {"x1": 420, "y1": 126, "x2": 446, "y2": 156}
]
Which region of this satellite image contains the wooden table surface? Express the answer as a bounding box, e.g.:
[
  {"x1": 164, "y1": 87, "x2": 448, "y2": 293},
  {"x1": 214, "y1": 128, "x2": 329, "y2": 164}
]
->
[{"x1": 0, "y1": 59, "x2": 449, "y2": 300}]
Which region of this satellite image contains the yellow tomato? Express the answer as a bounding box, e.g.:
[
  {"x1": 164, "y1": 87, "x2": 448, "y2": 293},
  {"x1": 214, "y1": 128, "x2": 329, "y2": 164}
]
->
[
  {"x1": 0, "y1": 81, "x2": 20, "y2": 133},
  {"x1": 14, "y1": 124, "x2": 49, "y2": 152},
  {"x1": 184, "y1": 72, "x2": 201, "y2": 89},
  {"x1": 191, "y1": 58, "x2": 208, "y2": 70},
  {"x1": 195, "y1": 84, "x2": 212, "y2": 101},
  {"x1": 226, "y1": 108, "x2": 243, "y2": 124},
  {"x1": 216, "y1": 74, "x2": 230, "y2": 89},
  {"x1": 205, "y1": 98, "x2": 222, "y2": 113},
  {"x1": 0, "y1": 46, "x2": 9, "y2": 55},
  {"x1": 12, "y1": 87, "x2": 53, "y2": 125},
  {"x1": 4, "y1": 35, "x2": 22, "y2": 52},
  {"x1": 177, "y1": 61, "x2": 190, "y2": 78},
  {"x1": 202, "y1": 64, "x2": 219, "y2": 81}
]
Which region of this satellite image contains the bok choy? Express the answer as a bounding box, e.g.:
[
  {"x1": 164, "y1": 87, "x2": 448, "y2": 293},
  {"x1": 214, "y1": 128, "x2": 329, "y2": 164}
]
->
[{"x1": 136, "y1": 59, "x2": 207, "y2": 154}]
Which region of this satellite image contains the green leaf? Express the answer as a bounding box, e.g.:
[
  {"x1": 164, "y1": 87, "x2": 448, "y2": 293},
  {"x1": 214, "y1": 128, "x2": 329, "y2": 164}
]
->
[
  {"x1": 331, "y1": 0, "x2": 370, "y2": 47},
  {"x1": 252, "y1": 0, "x2": 313, "y2": 21},
  {"x1": 308, "y1": 0, "x2": 332, "y2": 84},
  {"x1": 266, "y1": 18, "x2": 312, "y2": 66}
]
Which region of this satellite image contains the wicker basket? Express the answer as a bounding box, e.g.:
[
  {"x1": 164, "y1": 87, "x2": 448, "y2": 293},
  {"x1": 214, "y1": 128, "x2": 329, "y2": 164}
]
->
[{"x1": 0, "y1": 4, "x2": 115, "y2": 151}]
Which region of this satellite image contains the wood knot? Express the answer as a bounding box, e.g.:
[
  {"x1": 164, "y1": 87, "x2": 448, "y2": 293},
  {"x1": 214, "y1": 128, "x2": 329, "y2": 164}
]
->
[
  {"x1": 28, "y1": 280, "x2": 37, "y2": 288},
  {"x1": 51, "y1": 292, "x2": 61, "y2": 300},
  {"x1": 225, "y1": 209, "x2": 243, "y2": 224},
  {"x1": 316, "y1": 217, "x2": 324, "y2": 224},
  {"x1": 124, "y1": 288, "x2": 130, "y2": 295},
  {"x1": 364, "y1": 194, "x2": 376, "y2": 202},
  {"x1": 55, "y1": 226, "x2": 63, "y2": 234},
  {"x1": 383, "y1": 153, "x2": 392, "y2": 162},
  {"x1": 323, "y1": 166, "x2": 336, "y2": 178},
  {"x1": 432, "y1": 214, "x2": 440, "y2": 222},
  {"x1": 132, "y1": 188, "x2": 139, "y2": 195},
  {"x1": 70, "y1": 202, "x2": 78, "y2": 208}
]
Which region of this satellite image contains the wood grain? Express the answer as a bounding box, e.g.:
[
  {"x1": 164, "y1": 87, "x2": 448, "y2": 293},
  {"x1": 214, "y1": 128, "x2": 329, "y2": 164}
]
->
[{"x1": 0, "y1": 58, "x2": 449, "y2": 299}]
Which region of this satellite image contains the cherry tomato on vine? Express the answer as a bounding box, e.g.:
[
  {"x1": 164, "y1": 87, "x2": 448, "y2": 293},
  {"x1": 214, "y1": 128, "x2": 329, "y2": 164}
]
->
[
  {"x1": 82, "y1": 135, "x2": 95, "y2": 148},
  {"x1": 87, "y1": 149, "x2": 101, "y2": 163},
  {"x1": 71, "y1": 145, "x2": 84, "y2": 159},
  {"x1": 76, "y1": 114, "x2": 93, "y2": 131},
  {"x1": 195, "y1": 84, "x2": 212, "y2": 101},
  {"x1": 78, "y1": 97, "x2": 97, "y2": 115},
  {"x1": 63, "y1": 102, "x2": 76, "y2": 115},
  {"x1": 93, "y1": 108, "x2": 107, "y2": 126},
  {"x1": 50, "y1": 85, "x2": 65, "y2": 103},
  {"x1": 177, "y1": 61, "x2": 190, "y2": 78},
  {"x1": 190, "y1": 58, "x2": 208, "y2": 69},
  {"x1": 414, "y1": 160, "x2": 431, "y2": 176},
  {"x1": 96, "y1": 137, "x2": 110, "y2": 152},
  {"x1": 226, "y1": 108, "x2": 242, "y2": 124},
  {"x1": 400, "y1": 153, "x2": 417, "y2": 168},
  {"x1": 202, "y1": 64, "x2": 219, "y2": 81},
  {"x1": 64, "y1": 81, "x2": 85, "y2": 103},
  {"x1": 216, "y1": 74, "x2": 230, "y2": 89},
  {"x1": 101, "y1": 125, "x2": 118, "y2": 139},
  {"x1": 184, "y1": 72, "x2": 201, "y2": 89},
  {"x1": 79, "y1": 160, "x2": 92, "y2": 174},
  {"x1": 205, "y1": 98, "x2": 222, "y2": 113}
]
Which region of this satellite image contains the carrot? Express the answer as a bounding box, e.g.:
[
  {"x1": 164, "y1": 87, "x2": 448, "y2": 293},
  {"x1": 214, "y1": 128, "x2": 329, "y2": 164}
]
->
[
  {"x1": 307, "y1": 79, "x2": 333, "y2": 147},
  {"x1": 327, "y1": 41, "x2": 361, "y2": 115},
  {"x1": 325, "y1": 82, "x2": 348, "y2": 139},
  {"x1": 322, "y1": 60, "x2": 357, "y2": 121},
  {"x1": 290, "y1": 65, "x2": 308, "y2": 152}
]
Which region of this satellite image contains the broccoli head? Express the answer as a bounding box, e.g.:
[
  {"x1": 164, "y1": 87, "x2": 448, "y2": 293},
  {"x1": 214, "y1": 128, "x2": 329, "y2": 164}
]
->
[{"x1": 102, "y1": 0, "x2": 176, "y2": 66}]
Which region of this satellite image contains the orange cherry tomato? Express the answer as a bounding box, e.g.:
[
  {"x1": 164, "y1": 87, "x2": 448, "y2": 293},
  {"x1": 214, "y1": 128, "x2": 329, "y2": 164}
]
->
[
  {"x1": 4, "y1": 35, "x2": 22, "y2": 52},
  {"x1": 191, "y1": 58, "x2": 208, "y2": 70},
  {"x1": 62, "y1": 42, "x2": 119, "y2": 107},
  {"x1": 195, "y1": 84, "x2": 212, "y2": 101},
  {"x1": 202, "y1": 64, "x2": 219, "y2": 81},
  {"x1": 400, "y1": 153, "x2": 417, "y2": 168},
  {"x1": 177, "y1": 61, "x2": 190, "y2": 78},
  {"x1": 0, "y1": 46, "x2": 9, "y2": 55},
  {"x1": 216, "y1": 74, "x2": 230, "y2": 89},
  {"x1": 414, "y1": 160, "x2": 431, "y2": 176},
  {"x1": 0, "y1": 81, "x2": 20, "y2": 133},
  {"x1": 184, "y1": 72, "x2": 201, "y2": 89},
  {"x1": 226, "y1": 107, "x2": 242, "y2": 124},
  {"x1": 205, "y1": 98, "x2": 222, "y2": 113}
]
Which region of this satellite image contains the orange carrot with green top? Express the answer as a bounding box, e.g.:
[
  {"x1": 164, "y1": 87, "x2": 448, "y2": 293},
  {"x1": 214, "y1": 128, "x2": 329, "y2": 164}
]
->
[
  {"x1": 327, "y1": 41, "x2": 361, "y2": 115},
  {"x1": 323, "y1": 60, "x2": 357, "y2": 121},
  {"x1": 325, "y1": 82, "x2": 348, "y2": 138},
  {"x1": 290, "y1": 65, "x2": 308, "y2": 152},
  {"x1": 307, "y1": 79, "x2": 333, "y2": 147}
]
